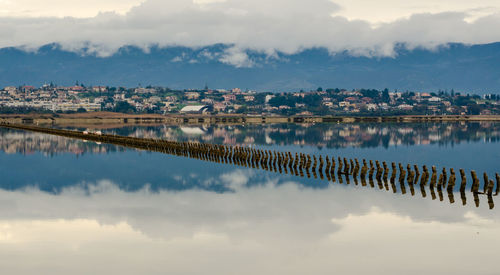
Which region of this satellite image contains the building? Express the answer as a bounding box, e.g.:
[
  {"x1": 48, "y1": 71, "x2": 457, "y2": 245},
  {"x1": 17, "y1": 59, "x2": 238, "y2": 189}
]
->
[{"x1": 180, "y1": 105, "x2": 211, "y2": 114}]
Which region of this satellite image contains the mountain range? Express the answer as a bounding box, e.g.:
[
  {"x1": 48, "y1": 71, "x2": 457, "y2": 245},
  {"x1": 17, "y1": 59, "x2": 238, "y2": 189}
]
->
[{"x1": 1, "y1": 43, "x2": 500, "y2": 94}]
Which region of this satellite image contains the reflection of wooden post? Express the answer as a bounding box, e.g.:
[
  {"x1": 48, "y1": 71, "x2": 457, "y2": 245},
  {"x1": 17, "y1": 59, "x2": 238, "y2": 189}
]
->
[
  {"x1": 375, "y1": 161, "x2": 382, "y2": 181},
  {"x1": 488, "y1": 194, "x2": 495, "y2": 210},
  {"x1": 390, "y1": 162, "x2": 397, "y2": 184},
  {"x1": 471, "y1": 170, "x2": 480, "y2": 193},
  {"x1": 430, "y1": 184, "x2": 436, "y2": 200},
  {"x1": 447, "y1": 188, "x2": 455, "y2": 204},
  {"x1": 360, "y1": 159, "x2": 367, "y2": 183},
  {"x1": 437, "y1": 185, "x2": 444, "y2": 201},
  {"x1": 400, "y1": 177, "x2": 407, "y2": 194},
  {"x1": 353, "y1": 159, "x2": 360, "y2": 178},
  {"x1": 487, "y1": 180, "x2": 495, "y2": 196},
  {"x1": 312, "y1": 156, "x2": 318, "y2": 178},
  {"x1": 483, "y1": 173, "x2": 489, "y2": 194},
  {"x1": 350, "y1": 159, "x2": 355, "y2": 175},
  {"x1": 408, "y1": 169, "x2": 415, "y2": 186},
  {"x1": 406, "y1": 164, "x2": 412, "y2": 183},
  {"x1": 437, "y1": 171, "x2": 444, "y2": 189},
  {"x1": 460, "y1": 190, "x2": 467, "y2": 206},
  {"x1": 496, "y1": 173, "x2": 500, "y2": 195},
  {"x1": 420, "y1": 184, "x2": 427, "y2": 198},
  {"x1": 398, "y1": 163, "x2": 404, "y2": 182},
  {"x1": 383, "y1": 162, "x2": 389, "y2": 182},
  {"x1": 343, "y1": 158, "x2": 349, "y2": 175},
  {"x1": 430, "y1": 166, "x2": 437, "y2": 188},
  {"x1": 447, "y1": 168, "x2": 456, "y2": 192},
  {"x1": 442, "y1": 168, "x2": 448, "y2": 189},
  {"x1": 368, "y1": 160, "x2": 374, "y2": 180},
  {"x1": 337, "y1": 157, "x2": 343, "y2": 175},
  {"x1": 473, "y1": 192, "x2": 480, "y2": 208},
  {"x1": 330, "y1": 157, "x2": 336, "y2": 178},
  {"x1": 413, "y1": 165, "x2": 420, "y2": 184},
  {"x1": 325, "y1": 156, "x2": 331, "y2": 181},
  {"x1": 420, "y1": 165, "x2": 429, "y2": 186},
  {"x1": 459, "y1": 169, "x2": 466, "y2": 192}
]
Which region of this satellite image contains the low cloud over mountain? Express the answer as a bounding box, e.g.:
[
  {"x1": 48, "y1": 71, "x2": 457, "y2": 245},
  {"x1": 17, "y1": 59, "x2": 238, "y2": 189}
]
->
[
  {"x1": 1, "y1": 0, "x2": 500, "y2": 58},
  {"x1": 1, "y1": 42, "x2": 499, "y2": 93}
]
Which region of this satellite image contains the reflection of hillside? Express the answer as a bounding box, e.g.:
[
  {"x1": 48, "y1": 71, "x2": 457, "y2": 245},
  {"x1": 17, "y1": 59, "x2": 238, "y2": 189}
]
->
[
  {"x1": 0, "y1": 130, "x2": 122, "y2": 155},
  {"x1": 1, "y1": 122, "x2": 499, "y2": 154},
  {"x1": 105, "y1": 122, "x2": 499, "y2": 149}
]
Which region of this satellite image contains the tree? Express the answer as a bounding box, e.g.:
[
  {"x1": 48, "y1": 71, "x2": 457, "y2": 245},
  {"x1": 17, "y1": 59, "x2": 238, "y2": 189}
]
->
[{"x1": 113, "y1": 101, "x2": 136, "y2": 113}]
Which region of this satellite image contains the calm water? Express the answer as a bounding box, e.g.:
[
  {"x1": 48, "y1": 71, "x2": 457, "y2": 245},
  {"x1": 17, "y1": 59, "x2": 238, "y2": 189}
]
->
[{"x1": 0, "y1": 122, "x2": 499, "y2": 274}]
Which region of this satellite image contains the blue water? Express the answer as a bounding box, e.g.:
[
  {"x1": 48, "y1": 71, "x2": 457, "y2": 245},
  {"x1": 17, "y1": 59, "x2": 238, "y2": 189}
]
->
[{"x1": 0, "y1": 122, "x2": 499, "y2": 275}]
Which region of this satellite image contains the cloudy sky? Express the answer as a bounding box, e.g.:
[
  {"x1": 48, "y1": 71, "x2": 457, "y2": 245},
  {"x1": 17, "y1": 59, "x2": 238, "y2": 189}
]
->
[{"x1": 1, "y1": 0, "x2": 500, "y2": 58}]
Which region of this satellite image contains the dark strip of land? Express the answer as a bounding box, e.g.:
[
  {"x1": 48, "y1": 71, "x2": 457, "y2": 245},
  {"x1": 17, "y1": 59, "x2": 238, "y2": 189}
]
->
[{"x1": 1, "y1": 112, "x2": 499, "y2": 126}]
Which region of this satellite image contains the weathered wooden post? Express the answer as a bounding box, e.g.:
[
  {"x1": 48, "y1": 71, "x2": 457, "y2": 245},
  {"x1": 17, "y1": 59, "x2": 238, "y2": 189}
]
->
[
  {"x1": 375, "y1": 161, "x2": 382, "y2": 181},
  {"x1": 368, "y1": 160, "x2": 374, "y2": 180},
  {"x1": 354, "y1": 159, "x2": 360, "y2": 178},
  {"x1": 447, "y1": 168, "x2": 456, "y2": 192},
  {"x1": 420, "y1": 165, "x2": 429, "y2": 186},
  {"x1": 483, "y1": 173, "x2": 490, "y2": 194},
  {"x1": 473, "y1": 192, "x2": 480, "y2": 208},
  {"x1": 486, "y1": 179, "x2": 495, "y2": 196},
  {"x1": 400, "y1": 176, "x2": 407, "y2": 194},
  {"x1": 349, "y1": 159, "x2": 355, "y2": 175},
  {"x1": 430, "y1": 183, "x2": 437, "y2": 201},
  {"x1": 406, "y1": 164, "x2": 413, "y2": 183},
  {"x1": 471, "y1": 170, "x2": 480, "y2": 193},
  {"x1": 383, "y1": 161, "x2": 389, "y2": 182},
  {"x1": 488, "y1": 193, "x2": 495, "y2": 210},
  {"x1": 442, "y1": 167, "x2": 448, "y2": 189},
  {"x1": 325, "y1": 156, "x2": 331, "y2": 181},
  {"x1": 413, "y1": 165, "x2": 420, "y2": 184},
  {"x1": 430, "y1": 166, "x2": 437, "y2": 188},
  {"x1": 447, "y1": 188, "x2": 455, "y2": 204},
  {"x1": 337, "y1": 157, "x2": 343, "y2": 174},
  {"x1": 343, "y1": 158, "x2": 349, "y2": 175},
  {"x1": 459, "y1": 169, "x2": 467, "y2": 192},
  {"x1": 398, "y1": 163, "x2": 405, "y2": 183},
  {"x1": 408, "y1": 168, "x2": 415, "y2": 186},
  {"x1": 420, "y1": 184, "x2": 427, "y2": 198},
  {"x1": 460, "y1": 190, "x2": 467, "y2": 206},
  {"x1": 496, "y1": 173, "x2": 500, "y2": 195}
]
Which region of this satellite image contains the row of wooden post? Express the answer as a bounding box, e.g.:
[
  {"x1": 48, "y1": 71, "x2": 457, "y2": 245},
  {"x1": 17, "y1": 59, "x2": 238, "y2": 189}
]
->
[{"x1": 1, "y1": 122, "x2": 498, "y2": 209}]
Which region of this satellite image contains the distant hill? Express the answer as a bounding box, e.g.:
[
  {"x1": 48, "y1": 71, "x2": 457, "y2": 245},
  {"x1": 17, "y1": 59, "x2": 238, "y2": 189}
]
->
[{"x1": 1, "y1": 43, "x2": 499, "y2": 94}]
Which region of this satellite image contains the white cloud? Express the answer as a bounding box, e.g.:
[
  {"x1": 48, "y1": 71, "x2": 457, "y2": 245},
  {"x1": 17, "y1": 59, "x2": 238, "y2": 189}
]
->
[
  {"x1": 0, "y1": 0, "x2": 143, "y2": 18},
  {"x1": 0, "y1": 0, "x2": 499, "y2": 60},
  {"x1": 219, "y1": 46, "x2": 255, "y2": 67}
]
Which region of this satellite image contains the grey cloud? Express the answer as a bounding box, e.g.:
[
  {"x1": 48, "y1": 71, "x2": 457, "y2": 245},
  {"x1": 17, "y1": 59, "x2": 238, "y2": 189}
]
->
[{"x1": 0, "y1": 0, "x2": 499, "y2": 61}]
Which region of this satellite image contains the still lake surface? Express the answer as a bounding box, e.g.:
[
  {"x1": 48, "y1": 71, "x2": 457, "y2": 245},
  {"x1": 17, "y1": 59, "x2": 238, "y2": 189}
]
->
[{"x1": 0, "y1": 122, "x2": 499, "y2": 274}]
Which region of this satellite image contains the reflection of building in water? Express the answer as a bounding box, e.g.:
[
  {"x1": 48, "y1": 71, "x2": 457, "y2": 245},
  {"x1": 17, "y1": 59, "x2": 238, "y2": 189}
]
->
[
  {"x1": 0, "y1": 131, "x2": 117, "y2": 155},
  {"x1": 1, "y1": 122, "x2": 499, "y2": 155}
]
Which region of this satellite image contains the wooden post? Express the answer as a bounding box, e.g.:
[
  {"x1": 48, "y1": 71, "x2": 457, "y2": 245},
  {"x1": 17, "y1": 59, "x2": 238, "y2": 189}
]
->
[{"x1": 471, "y1": 170, "x2": 480, "y2": 193}]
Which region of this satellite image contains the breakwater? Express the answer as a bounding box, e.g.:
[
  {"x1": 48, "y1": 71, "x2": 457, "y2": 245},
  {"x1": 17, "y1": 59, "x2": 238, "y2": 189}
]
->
[{"x1": 1, "y1": 122, "x2": 498, "y2": 209}]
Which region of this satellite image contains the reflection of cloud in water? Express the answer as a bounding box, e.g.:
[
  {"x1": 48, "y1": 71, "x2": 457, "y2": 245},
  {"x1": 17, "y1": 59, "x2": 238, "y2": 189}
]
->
[{"x1": 0, "y1": 176, "x2": 498, "y2": 274}]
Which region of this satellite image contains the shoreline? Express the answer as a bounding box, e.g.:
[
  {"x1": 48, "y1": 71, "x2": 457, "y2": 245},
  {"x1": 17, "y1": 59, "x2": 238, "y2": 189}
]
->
[{"x1": 1, "y1": 112, "x2": 499, "y2": 127}]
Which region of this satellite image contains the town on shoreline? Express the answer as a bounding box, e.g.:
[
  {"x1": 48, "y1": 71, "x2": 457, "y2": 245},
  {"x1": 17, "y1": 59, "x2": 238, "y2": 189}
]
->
[{"x1": 1, "y1": 84, "x2": 499, "y2": 117}]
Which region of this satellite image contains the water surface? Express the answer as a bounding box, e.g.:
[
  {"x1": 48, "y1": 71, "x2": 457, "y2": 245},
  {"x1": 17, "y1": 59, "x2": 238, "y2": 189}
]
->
[{"x1": 0, "y1": 122, "x2": 498, "y2": 274}]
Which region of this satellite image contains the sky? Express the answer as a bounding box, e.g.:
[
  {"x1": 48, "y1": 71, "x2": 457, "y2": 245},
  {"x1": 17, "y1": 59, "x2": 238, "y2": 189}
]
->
[{"x1": 0, "y1": 0, "x2": 500, "y2": 61}]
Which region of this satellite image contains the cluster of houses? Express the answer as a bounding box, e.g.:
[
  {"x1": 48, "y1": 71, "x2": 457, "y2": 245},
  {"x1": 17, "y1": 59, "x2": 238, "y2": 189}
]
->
[{"x1": 0, "y1": 84, "x2": 498, "y2": 115}]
